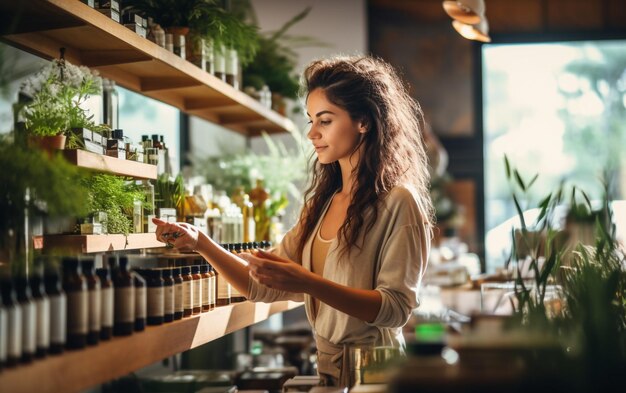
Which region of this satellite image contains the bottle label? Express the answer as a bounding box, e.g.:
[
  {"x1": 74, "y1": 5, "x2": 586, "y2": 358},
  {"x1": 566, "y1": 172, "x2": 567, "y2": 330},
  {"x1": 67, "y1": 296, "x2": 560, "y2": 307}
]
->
[
  {"x1": 36, "y1": 297, "x2": 50, "y2": 348},
  {"x1": 0, "y1": 308, "x2": 6, "y2": 361},
  {"x1": 147, "y1": 286, "x2": 164, "y2": 317},
  {"x1": 101, "y1": 287, "x2": 114, "y2": 327},
  {"x1": 175, "y1": 282, "x2": 183, "y2": 312},
  {"x1": 193, "y1": 278, "x2": 202, "y2": 308},
  {"x1": 67, "y1": 291, "x2": 88, "y2": 335},
  {"x1": 217, "y1": 275, "x2": 231, "y2": 300},
  {"x1": 183, "y1": 280, "x2": 192, "y2": 310},
  {"x1": 210, "y1": 276, "x2": 216, "y2": 305},
  {"x1": 135, "y1": 286, "x2": 147, "y2": 319},
  {"x1": 164, "y1": 285, "x2": 174, "y2": 315},
  {"x1": 202, "y1": 277, "x2": 210, "y2": 306},
  {"x1": 7, "y1": 306, "x2": 22, "y2": 358},
  {"x1": 22, "y1": 302, "x2": 37, "y2": 353},
  {"x1": 49, "y1": 294, "x2": 67, "y2": 344},
  {"x1": 114, "y1": 287, "x2": 134, "y2": 323},
  {"x1": 89, "y1": 288, "x2": 101, "y2": 332}
]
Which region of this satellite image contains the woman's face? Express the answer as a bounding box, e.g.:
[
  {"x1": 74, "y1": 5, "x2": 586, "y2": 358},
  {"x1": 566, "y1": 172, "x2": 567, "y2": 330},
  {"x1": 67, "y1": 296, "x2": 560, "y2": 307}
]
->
[{"x1": 306, "y1": 88, "x2": 365, "y2": 165}]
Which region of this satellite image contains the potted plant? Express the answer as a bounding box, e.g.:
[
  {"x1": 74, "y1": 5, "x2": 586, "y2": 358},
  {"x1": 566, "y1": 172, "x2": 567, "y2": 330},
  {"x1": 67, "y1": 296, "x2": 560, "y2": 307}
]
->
[
  {"x1": 125, "y1": 0, "x2": 259, "y2": 65},
  {"x1": 19, "y1": 57, "x2": 102, "y2": 153}
]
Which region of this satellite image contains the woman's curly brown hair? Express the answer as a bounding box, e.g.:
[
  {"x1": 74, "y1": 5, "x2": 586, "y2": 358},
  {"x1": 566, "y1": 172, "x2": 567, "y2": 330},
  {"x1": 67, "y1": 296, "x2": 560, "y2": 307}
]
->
[{"x1": 294, "y1": 55, "x2": 434, "y2": 260}]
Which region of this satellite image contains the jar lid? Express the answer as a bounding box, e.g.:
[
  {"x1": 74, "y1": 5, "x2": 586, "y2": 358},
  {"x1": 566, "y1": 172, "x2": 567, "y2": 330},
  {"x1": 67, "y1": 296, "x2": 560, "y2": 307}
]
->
[
  {"x1": 191, "y1": 265, "x2": 200, "y2": 274},
  {"x1": 171, "y1": 267, "x2": 181, "y2": 275},
  {"x1": 181, "y1": 266, "x2": 191, "y2": 275},
  {"x1": 199, "y1": 264, "x2": 208, "y2": 273}
]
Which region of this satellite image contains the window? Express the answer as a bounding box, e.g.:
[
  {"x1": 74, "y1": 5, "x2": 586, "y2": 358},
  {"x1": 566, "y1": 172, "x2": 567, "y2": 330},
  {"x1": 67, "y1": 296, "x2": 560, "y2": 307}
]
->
[{"x1": 483, "y1": 39, "x2": 626, "y2": 272}]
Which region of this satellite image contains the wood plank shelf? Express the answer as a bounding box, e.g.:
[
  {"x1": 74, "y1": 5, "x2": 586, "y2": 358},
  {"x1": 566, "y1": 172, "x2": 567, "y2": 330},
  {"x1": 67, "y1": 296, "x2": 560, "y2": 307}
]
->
[
  {"x1": 63, "y1": 149, "x2": 158, "y2": 179},
  {"x1": 0, "y1": 300, "x2": 304, "y2": 393},
  {"x1": 42, "y1": 233, "x2": 164, "y2": 253},
  {"x1": 0, "y1": 0, "x2": 296, "y2": 137}
]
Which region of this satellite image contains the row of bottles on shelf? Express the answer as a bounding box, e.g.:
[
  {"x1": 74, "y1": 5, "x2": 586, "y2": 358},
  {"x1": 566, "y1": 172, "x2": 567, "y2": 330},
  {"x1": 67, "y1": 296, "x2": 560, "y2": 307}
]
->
[
  {"x1": 81, "y1": 0, "x2": 273, "y2": 106},
  {"x1": 0, "y1": 242, "x2": 271, "y2": 371}
]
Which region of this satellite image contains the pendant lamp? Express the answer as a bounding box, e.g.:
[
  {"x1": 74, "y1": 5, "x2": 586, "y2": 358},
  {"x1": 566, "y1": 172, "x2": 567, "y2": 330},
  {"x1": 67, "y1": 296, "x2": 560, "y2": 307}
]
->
[{"x1": 442, "y1": 0, "x2": 485, "y2": 25}]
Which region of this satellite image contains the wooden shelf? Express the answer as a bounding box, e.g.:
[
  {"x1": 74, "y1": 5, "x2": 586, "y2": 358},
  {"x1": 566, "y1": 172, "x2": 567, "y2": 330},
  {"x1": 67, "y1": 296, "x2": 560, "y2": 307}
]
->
[
  {"x1": 42, "y1": 233, "x2": 164, "y2": 253},
  {"x1": 0, "y1": 300, "x2": 304, "y2": 393},
  {"x1": 62, "y1": 149, "x2": 158, "y2": 179},
  {"x1": 0, "y1": 0, "x2": 296, "y2": 137}
]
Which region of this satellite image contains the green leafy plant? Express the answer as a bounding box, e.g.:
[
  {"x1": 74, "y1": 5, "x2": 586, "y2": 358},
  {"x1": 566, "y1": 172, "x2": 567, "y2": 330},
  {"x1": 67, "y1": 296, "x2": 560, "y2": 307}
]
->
[
  {"x1": 19, "y1": 58, "x2": 101, "y2": 137},
  {"x1": 242, "y1": 6, "x2": 330, "y2": 99},
  {"x1": 82, "y1": 175, "x2": 144, "y2": 235},
  {"x1": 503, "y1": 155, "x2": 626, "y2": 389},
  {"x1": 155, "y1": 173, "x2": 185, "y2": 210},
  {"x1": 125, "y1": 0, "x2": 259, "y2": 65},
  {"x1": 0, "y1": 135, "x2": 89, "y2": 263}
]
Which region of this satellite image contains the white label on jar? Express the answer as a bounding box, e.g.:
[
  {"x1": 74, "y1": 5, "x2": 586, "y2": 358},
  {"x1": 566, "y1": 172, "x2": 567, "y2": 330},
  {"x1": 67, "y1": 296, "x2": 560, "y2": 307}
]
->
[
  {"x1": 135, "y1": 286, "x2": 146, "y2": 319},
  {"x1": 114, "y1": 287, "x2": 134, "y2": 324},
  {"x1": 67, "y1": 291, "x2": 88, "y2": 335},
  {"x1": 7, "y1": 306, "x2": 22, "y2": 358},
  {"x1": 175, "y1": 282, "x2": 183, "y2": 313},
  {"x1": 89, "y1": 288, "x2": 101, "y2": 332},
  {"x1": 101, "y1": 287, "x2": 113, "y2": 328},
  {"x1": 147, "y1": 286, "x2": 164, "y2": 317},
  {"x1": 22, "y1": 302, "x2": 36, "y2": 354},
  {"x1": 164, "y1": 285, "x2": 174, "y2": 315},
  {"x1": 49, "y1": 294, "x2": 66, "y2": 344},
  {"x1": 217, "y1": 275, "x2": 231, "y2": 300},
  {"x1": 0, "y1": 307, "x2": 7, "y2": 361},
  {"x1": 210, "y1": 276, "x2": 216, "y2": 306},
  {"x1": 202, "y1": 277, "x2": 210, "y2": 306},
  {"x1": 193, "y1": 278, "x2": 201, "y2": 308},
  {"x1": 183, "y1": 280, "x2": 192, "y2": 310},
  {"x1": 36, "y1": 297, "x2": 50, "y2": 348}
]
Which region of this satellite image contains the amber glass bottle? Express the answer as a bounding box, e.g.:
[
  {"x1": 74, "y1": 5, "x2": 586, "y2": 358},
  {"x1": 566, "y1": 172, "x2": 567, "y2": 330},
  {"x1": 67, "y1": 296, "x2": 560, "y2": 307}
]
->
[
  {"x1": 111, "y1": 256, "x2": 134, "y2": 336},
  {"x1": 81, "y1": 259, "x2": 101, "y2": 346},
  {"x1": 44, "y1": 267, "x2": 66, "y2": 354},
  {"x1": 200, "y1": 264, "x2": 210, "y2": 312},
  {"x1": 62, "y1": 258, "x2": 88, "y2": 350},
  {"x1": 95, "y1": 267, "x2": 113, "y2": 340},
  {"x1": 230, "y1": 244, "x2": 246, "y2": 303},
  {"x1": 191, "y1": 265, "x2": 202, "y2": 315},
  {"x1": 181, "y1": 266, "x2": 193, "y2": 317},
  {"x1": 161, "y1": 268, "x2": 174, "y2": 322},
  {"x1": 171, "y1": 267, "x2": 183, "y2": 320}
]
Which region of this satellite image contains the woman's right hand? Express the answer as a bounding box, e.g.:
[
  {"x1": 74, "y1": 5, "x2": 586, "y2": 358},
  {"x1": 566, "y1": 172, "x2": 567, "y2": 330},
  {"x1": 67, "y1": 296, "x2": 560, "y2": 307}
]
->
[{"x1": 152, "y1": 218, "x2": 200, "y2": 251}]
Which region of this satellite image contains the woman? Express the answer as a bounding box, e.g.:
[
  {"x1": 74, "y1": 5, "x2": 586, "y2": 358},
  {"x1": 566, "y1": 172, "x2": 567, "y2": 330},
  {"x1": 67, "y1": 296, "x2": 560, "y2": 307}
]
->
[{"x1": 153, "y1": 55, "x2": 433, "y2": 387}]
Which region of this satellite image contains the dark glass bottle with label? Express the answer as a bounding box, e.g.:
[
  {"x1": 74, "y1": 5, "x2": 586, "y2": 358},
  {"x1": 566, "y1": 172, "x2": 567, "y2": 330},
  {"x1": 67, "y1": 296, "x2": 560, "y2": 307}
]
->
[
  {"x1": 181, "y1": 266, "x2": 193, "y2": 317},
  {"x1": 200, "y1": 264, "x2": 210, "y2": 312},
  {"x1": 230, "y1": 244, "x2": 246, "y2": 303},
  {"x1": 95, "y1": 267, "x2": 113, "y2": 340},
  {"x1": 134, "y1": 272, "x2": 147, "y2": 331},
  {"x1": 191, "y1": 265, "x2": 202, "y2": 315},
  {"x1": 171, "y1": 267, "x2": 183, "y2": 320},
  {"x1": 1, "y1": 277, "x2": 22, "y2": 367},
  {"x1": 62, "y1": 257, "x2": 88, "y2": 350},
  {"x1": 208, "y1": 265, "x2": 216, "y2": 310},
  {"x1": 111, "y1": 256, "x2": 134, "y2": 336},
  {"x1": 15, "y1": 276, "x2": 36, "y2": 363},
  {"x1": 81, "y1": 259, "x2": 101, "y2": 345},
  {"x1": 29, "y1": 264, "x2": 50, "y2": 358},
  {"x1": 161, "y1": 268, "x2": 174, "y2": 322},
  {"x1": 44, "y1": 267, "x2": 66, "y2": 354},
  {"x1": 143, "y1": 269, "x2": 164, "y2": 326}
]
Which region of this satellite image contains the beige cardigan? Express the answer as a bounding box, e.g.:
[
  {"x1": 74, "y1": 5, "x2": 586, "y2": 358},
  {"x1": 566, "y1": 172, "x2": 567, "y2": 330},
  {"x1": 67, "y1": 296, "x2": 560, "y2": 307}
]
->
[{"x1": 247, "y1": 185, "x2": 430, "y2": 350}]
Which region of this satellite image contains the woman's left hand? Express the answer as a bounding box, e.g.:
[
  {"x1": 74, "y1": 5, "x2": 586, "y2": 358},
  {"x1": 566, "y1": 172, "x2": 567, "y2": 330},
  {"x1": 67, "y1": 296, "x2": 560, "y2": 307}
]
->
[{"x1": 240, "y1": 250, "x2": 315, "y2": 293}]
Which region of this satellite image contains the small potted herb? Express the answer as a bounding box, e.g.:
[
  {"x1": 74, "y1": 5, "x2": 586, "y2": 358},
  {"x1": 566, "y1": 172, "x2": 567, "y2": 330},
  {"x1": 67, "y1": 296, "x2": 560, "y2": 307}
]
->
[{"x1": 19, "y1": 57, "x2": 101, "y2": 153}]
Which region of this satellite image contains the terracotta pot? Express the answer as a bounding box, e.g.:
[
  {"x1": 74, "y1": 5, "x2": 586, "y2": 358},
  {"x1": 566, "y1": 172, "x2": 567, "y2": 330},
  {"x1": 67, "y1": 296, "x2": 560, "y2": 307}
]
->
[{"x1": 28, "y1": 134, "x2": 67, "y2": 155}]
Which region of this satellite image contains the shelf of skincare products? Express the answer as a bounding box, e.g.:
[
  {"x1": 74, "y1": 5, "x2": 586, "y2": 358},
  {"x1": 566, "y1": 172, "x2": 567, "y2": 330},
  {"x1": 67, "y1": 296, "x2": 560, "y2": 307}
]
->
[
  {"x1": 0, "y1": 296, "x2": 302, "y2": 393},
  {"x1": 0, "y1": 0, "x2": 296, "y2": 136},
  {"x1": 62, "y1": 149, "x2": 157, "y2": 180},
  {"x1": 41, "y1": 233, "x2": 163, "y2": 254}
]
